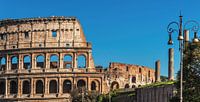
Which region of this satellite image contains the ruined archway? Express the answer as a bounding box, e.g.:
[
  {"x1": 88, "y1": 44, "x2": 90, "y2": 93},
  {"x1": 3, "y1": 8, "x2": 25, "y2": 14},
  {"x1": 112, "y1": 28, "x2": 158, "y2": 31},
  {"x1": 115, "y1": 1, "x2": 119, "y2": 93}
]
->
[
  {"x1": 111, "y1": 81, "x2": 119, "y2": 90},
  {"x1": 49, "y1": 80, "x2": 58, "y2": 93},
  {"x1": 36, "y1": 80, "x2": 44, "y2": 94},
  {"x1": 63, "y1": 80, "x2": 72, "y2": 93},
  {"x1": 22, "y1": 80, "x2": 30, "y2": 94}
]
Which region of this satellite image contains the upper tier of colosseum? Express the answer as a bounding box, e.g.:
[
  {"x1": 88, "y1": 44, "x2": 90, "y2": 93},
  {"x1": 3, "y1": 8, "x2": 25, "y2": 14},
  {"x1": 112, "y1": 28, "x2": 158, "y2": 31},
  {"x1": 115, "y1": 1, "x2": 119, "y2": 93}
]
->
[{"x1": 0, "y1": 16, "x2": 90, "y2": 50}]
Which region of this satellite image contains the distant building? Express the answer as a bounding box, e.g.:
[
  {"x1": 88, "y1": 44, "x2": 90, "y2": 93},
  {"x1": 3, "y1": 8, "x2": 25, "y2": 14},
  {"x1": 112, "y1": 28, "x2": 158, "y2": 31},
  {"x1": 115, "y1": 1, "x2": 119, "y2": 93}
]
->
[{"x1": 0, "y1": 17, "x2": 155, "y2": 102}]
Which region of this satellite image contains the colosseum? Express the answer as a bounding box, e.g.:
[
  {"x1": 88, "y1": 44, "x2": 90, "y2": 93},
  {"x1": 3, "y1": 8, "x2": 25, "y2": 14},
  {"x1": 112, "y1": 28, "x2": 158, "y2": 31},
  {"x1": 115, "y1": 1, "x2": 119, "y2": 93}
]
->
[{"x1": 0, "y1": 16, "x2": 156, "y2": 102}]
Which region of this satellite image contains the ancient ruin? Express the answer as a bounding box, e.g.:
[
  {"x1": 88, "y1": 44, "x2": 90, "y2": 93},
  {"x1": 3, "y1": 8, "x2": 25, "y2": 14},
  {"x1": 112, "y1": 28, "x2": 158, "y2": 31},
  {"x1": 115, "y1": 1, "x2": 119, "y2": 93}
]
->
[{"x1": 0, "y1": 16, "x2": 158, "y2": 101}]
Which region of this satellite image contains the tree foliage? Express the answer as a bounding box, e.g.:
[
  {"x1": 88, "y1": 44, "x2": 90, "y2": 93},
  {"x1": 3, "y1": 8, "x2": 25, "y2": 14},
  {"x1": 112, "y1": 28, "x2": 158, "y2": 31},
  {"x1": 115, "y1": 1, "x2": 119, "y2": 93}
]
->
[{"x1": 174, "y1": 45, "x2": 200, "y2": 102}]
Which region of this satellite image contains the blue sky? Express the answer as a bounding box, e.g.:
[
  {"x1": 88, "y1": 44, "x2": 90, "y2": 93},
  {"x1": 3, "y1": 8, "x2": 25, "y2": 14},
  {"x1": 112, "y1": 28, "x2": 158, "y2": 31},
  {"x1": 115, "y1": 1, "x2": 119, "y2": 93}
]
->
[{"x1": 0, "y1": 0, "x2": 199, "y2": 77}]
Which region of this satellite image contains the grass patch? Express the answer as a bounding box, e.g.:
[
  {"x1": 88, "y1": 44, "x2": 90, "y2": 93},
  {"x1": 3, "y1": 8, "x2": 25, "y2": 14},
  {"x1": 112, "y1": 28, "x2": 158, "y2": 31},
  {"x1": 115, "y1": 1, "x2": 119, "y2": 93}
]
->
[{"x1": 139, "y1": 81, "x2": 176, "y2": 88}]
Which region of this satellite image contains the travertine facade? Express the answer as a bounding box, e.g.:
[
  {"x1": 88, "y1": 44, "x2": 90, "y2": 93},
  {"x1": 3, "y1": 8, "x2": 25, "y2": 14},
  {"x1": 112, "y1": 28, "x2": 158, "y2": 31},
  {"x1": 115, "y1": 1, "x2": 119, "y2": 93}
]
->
[{"x1": 0, "y1": 17, "x2": 155, "y2": 102}]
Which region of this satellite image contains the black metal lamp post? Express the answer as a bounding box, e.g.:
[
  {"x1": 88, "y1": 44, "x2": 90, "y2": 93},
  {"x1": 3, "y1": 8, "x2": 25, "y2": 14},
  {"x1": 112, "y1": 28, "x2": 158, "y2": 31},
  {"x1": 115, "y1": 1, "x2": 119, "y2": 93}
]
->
[{"x1": 167, "y1": 14, "x2": 199, "y2": 102}]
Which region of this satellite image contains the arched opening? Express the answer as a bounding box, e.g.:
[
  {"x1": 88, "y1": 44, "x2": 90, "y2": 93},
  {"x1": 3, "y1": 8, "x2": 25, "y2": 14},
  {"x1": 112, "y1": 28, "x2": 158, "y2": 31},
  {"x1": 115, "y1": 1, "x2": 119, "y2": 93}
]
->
[
  {"x1": 0, "y1": 81, "x2": 5, "y2": 94},
  {"x1": 11, "y1": 56, "x2": 18, "y2": 70},
  {"x1": 36, "y1": 80, "x2": 44, "y2": 94},
  {"x1": 125, "y1": 84, "x2": 129, "y2": 88},
  {"x1": 111, "y1": 81, "x2": 119, "y2": 90},
  {"x1": 50, "y1": 55, "x2": 58, "y2": 68},
  {"x1": 139, "y1": 68, "x2": 142, "y2": 73},
  {"x1": 77, "y1": 80, "x2": 86, "y2": 89},
  {"x1": 10, "y1": 80, "x2": 18, "y2": 94},
  {"x1": 49, "y1": 80, "x2": 58, "y2": 93},
  {"x1": 22, "y1": 80, "x2": 30, "y2": 94},
  {"x1": 132, "y1": 76, "x2": 136, "y2": 83},
  {"x1": 77, "y1": 55, "x2": 86, "y2": 68},
  {"x1": 91, "y1": 81, "x2": 96, "y2": 91},
  {"x1": 132, "y1": 85, "x2": 136, "y2": 88},
  {"x1": 36, "y1": 55, "x2": 44, "y2": 68},
  {"x1": 148, "y1": 71, "x2": 151, "y2": 77},
  {"x1": 63, "y1": 80, "x2": 72, "y2": 93},
  {"x1": 63, "y1": 55, "x2": 72, "y2": 68},
  {"x1": 23, "y1": 55, "x2": 31, "y2": 69},
  {"x1": 0, "y1": 57, "x2": 6, "y2": 71}
]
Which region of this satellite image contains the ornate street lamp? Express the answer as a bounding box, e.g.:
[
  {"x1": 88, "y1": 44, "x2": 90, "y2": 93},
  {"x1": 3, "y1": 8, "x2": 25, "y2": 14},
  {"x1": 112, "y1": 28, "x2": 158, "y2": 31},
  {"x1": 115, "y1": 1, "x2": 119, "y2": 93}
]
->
[{"x1": 167, "y1": 14, "x2": 199, "y2": 102}]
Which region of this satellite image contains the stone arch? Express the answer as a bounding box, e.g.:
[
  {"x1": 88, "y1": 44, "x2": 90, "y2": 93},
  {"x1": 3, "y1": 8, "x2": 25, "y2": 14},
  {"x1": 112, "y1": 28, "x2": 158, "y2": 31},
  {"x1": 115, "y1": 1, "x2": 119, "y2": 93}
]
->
[
  {"x1": 36, "y1": 80, "x2": 44, "y2": 94},
  {"x1": 36, "y1": 55, "x2": 44, "y2": 68},
  {"x1": 49, "y1": 80, "x2": 58, "y2": 93},
  {"x1": 50, "y1": 54, "x2": 59, "y2": 68},
  {"x1": 91, "y1": 81, "x2": 96, "y2": 91},
  {"x1": 0, "y1": 80, "x2": 5, "y2": 94},
  {"x1": 11, "y1": 56, "x2": 18, "y2": 70},
  {"x1": 77, "y1": 79, "x2": 86, "y2": 89},
  {"x1": 132, "y1": 76, "x2": 136, "y2": 83},
  {"x1": 148, "y1": 70, "x2": 151, "y2": 77},
  {"x1": 132, "y1": 85, "x2": 136, "y2": 88},
  {"x1": 22, "y1": 80, "x2": 30, "y2": 94},
  {"x1": 111, "y1": 81, "x2": 119, "y2": 90},
  {"x1": 77, "y1": 54, "x2": 86, "y2": 68},
  {"x1": 63, "y1": 54, "x2": 72, "y2": 68},
  {"x1": 125, "y1": 84, "x2": 130, "y2": 88},
  {"x1": 91, "y1": 80, "x2": 100, "y2": 91},
  {"x1": 23, "y1": 55, "x2": 31, "y2": 69},
  {"x1": 0, "y1": 57, "x2": 6, "y2": 71},
  {"x1": 10, "y1": 80, "x2": 18, "y2": 94},
  {"x1": 63, "y1": 79, "x2": 72, "y2": 93}
]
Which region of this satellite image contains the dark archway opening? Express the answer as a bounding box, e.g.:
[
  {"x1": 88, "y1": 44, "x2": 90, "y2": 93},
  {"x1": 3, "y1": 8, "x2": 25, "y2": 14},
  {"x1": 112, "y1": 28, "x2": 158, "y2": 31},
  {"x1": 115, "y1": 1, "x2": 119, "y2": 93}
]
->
[
  {"x1": 63, "y1": 80, "x2": 72, "y2": 93},
  {"x1": 10, "y1": 80, "x2": 18, "y2": 94},
  {"x1": 22, "y1": 80, "x2": 30, "y2": 94},
  {"x1": 36, "y1": 80, "x2": 44, "y2": 94},
  {"x1": 49, "y1": 80, "x2": 58, "y2": 93},
  {"x1": 91, "y1": 81, "x2": 96, "y2": 91},
  {"x1": 0, "y1": 81, "x2": 5, "y2": 94}
]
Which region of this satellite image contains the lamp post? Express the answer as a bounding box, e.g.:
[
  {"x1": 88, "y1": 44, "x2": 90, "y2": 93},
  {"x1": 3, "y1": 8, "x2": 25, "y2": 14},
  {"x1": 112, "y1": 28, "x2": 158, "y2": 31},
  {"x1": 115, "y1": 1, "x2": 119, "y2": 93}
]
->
[{"x1": 167, "y1": 15, "x2": 199, "y2": 102}]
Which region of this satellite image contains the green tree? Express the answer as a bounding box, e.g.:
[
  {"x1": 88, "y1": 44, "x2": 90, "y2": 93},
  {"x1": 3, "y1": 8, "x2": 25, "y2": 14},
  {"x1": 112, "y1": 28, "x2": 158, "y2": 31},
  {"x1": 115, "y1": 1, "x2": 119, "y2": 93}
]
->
[{"x1": 174, "y1": 45, "x2": 200, "y2": 102}]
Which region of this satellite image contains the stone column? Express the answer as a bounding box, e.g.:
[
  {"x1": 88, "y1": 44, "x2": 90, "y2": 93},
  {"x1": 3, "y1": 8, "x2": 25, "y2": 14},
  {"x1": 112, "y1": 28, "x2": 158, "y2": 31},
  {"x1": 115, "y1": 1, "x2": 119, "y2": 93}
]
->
[
  {"x1": 30, "y1": 78, "x2": 34, "y2": 97},
  {"x1": 18, "y1": 54, "x2": 22, "y2": 72},
  {"x1": 58, "y1": 77, "x2": 62, "y2": 96},
  {"x1": 17, "y1": 78, "x2": 21, "y2": 98},
  {"x1": 7, "y1": 80, "x2": 10, "y2": 96},
  {"x1": 45, "y1": 53, "x2": 49, "y2": 70},
  {"x1": 44, "y1": 22, "x2": 48, "y2": 47},
  {"x1": 59, "y1": 53, "x2": 63, "y2": 69},
  {"x1": 184, "y1": 30, "x2": 189, "y2": 48},
  {"x1": 5, "y1": 78, "x2": 8, "y2": 98},
  {"x1": 6, "y1": 54, "x2": 9, "y2": 71},
  {"x1": 73, "y1": 52, "x2": 77, "y2": 71},
  {"x1": 44, "y1": 78, "x2": 48, "y2": 96},
  {"x1": 30, "y1": 23, "x2": 33, "y2": 47},
  {"x1": 155, "y1": 60, "x2": 161, "y2": 82},
  {"x1": 168, "y1": 48, "x2": 174, "y2": 80},
  {"x1": 58, "y1": 22, "x2": 61, "y2": 47},
  {"x1": 31, "y1": 53, "x2": 35, "y2": 70}
]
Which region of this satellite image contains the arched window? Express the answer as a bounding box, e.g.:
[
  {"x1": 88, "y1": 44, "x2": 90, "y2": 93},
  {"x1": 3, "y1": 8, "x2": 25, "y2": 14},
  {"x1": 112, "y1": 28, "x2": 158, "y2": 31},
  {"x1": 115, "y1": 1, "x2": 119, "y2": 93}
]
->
[
  {"x1": 91, "y1": 81, "x2": 96, "y2": 90},
  {"x1": 11, "y1": 56, "x2": 18, "y2": 70},
  {"x1": 50, "y1": 55, "x2": 58, "y2": 68},
  {"x1": 132, "y1": 85, "x2": 136, "y2": 88},
  {"x1": 139, "y1": 68, "x2": 142, "y2": 73},
  {"x1": 36, "y1": 80, "x2": 44, "y2": 94},
  {"x1": 24, "y1": 55, "x2": 31, "y2": 69},
  {"x1": 36, "y1": 55, "x2": 44, "y2": 68},
  {"x1": 77, "y1": 55, "x2": 86, "y2": 68},
  {"x1": 22, "y1": 80, "x2": 30, "y2": 94},
  {"x1": 63, "y1": 55, "x2": 72, "y2": 68},
  {"x1": 10, "y1": 80, "x2": 18, "y2": 94},
  {"x1": 148, "y1": 71, "x2": 151, "y2": 77},
  {"x1": 0, "y1": 81, "x2": 5, "y2": 94},
  {"x1": 77, "y1": 80, "x2": 86, "y2": 89},
  {"x1": 132, "y1": 76, "x2": 136, "y2": 83},
  {"x1": 125, "y1": 84, "x2": 129, "y2": 88},
  {"x1": 63, "y1": 80, "x2": 72, "y2": 93},
  {"x1": 0, "y1": 57, "x2": 6, "y2": 71},
  {"x1": 111, "y1": 81, "x2": 119, "y2": 90},
  {"x1": 49, "y1": 80, "x2": 58, "y2": 93}
]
